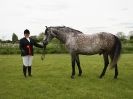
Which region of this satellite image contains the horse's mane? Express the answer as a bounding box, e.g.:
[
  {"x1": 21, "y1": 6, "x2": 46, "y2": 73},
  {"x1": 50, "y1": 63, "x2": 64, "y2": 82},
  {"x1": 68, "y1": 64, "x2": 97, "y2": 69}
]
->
[{"x1": 50, "y1": 26, "x2": 83, "y2": 34}]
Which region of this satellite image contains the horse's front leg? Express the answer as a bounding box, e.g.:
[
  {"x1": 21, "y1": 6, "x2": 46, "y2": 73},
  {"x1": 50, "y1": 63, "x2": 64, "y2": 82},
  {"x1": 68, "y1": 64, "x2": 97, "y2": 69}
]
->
[{"x1": 71, "y1": 54, "x2": 76, "y2": 79}]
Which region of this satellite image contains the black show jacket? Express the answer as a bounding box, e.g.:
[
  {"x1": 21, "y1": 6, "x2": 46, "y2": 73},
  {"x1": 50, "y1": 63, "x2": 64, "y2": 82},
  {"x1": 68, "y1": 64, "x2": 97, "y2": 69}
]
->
[{"x1": 19, "y1": 37, "x2": 43, "y2": 56}]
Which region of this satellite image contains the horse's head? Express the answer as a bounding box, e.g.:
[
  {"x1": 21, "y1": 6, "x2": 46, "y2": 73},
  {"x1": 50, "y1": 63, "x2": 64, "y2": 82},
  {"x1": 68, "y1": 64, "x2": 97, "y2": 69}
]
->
[
  {"x1": 43, "y1": 26, "x2": 56, "y2": 46},
  {"x1": 43, "y1": 26, "x2": 83, "y2": 45}
]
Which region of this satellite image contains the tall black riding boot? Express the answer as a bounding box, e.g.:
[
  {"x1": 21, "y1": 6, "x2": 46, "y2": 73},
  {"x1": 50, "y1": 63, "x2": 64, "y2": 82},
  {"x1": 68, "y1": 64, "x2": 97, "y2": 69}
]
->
[
  {"x1": 23, "y1": 65, "x2": 27, "y2": 77},
  {"x1": 28, "y1": 66, "x2": 32, "y2": 76}
]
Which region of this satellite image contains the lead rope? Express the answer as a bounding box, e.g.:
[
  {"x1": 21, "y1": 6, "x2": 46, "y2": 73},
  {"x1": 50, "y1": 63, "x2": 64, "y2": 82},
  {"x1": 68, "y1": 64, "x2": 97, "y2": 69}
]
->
[{"x1": 41, "y1": 45, "x2": 46, "y2": 61}]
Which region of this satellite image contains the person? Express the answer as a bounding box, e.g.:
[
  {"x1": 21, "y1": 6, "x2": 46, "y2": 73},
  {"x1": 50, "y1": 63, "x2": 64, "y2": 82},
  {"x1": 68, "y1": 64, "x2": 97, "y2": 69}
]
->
[{"x1": 19, "y1": 29, "x2": 44, "y2": 77}]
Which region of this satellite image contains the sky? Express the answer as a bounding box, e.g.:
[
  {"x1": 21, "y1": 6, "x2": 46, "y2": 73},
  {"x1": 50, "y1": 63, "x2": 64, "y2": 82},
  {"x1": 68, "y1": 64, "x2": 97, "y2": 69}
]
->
[{"x1": 0, "y1": 0, "x2": 133, "y2": 40}]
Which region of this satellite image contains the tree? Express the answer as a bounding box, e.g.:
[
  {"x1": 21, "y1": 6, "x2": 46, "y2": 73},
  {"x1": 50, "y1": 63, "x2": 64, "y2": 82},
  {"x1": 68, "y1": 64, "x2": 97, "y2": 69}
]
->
[
  {"x1": 129, "y1": 31, "x2": 133, "y2": 40},
  {"x1": 12, "y1": 33, "x2": 18, "y2": 43},
  {"x1": 37, "y1": 32, "x2": 44, "y2": 41},
  {"x1": 30, "y1": 35, "x2": 39, "y2": 42},
  {"x1": 116, "y1": 32, "x2": 126, "y2": 41}
]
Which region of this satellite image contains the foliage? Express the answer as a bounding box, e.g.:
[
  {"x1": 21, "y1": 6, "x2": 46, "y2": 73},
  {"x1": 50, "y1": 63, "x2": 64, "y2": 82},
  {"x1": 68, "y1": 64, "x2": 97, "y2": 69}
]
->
[
  {"x1": 0, "y1": 39, "x2": 2, "y2": 42},
  {"x1": 116, "y1": 32, "x2": 126, "y2": 41},
  {"x1": 129, "y1": 31, "x2": 133, "y2": 40},
  {"x1": 37, "y1": 32, "x2": 45, "y2": 41},
  {"x1": 30, "y1": 36, "x2": 39, "y2": 42},
  {"x1": 121, "y1": 40, "x2": 133, "y2": 53},
  {"x1": 12, "y1": 33, "x2": 18, "y2": 43},
  {"x1": 30, "y1": 33, "x2": 45, "y2": 43},
  {"x1": 130, "y1": 35, "x2": 133, "y2": 40},
  {"x1": 0, "y1": 38, "x2": 133, "y2": 54},
  {"x1": 0, "y1": 43, "x2": 20, "y2": 54},
  {"x1": 0, "y1": 54, "x2": 133, "y2": 99}
]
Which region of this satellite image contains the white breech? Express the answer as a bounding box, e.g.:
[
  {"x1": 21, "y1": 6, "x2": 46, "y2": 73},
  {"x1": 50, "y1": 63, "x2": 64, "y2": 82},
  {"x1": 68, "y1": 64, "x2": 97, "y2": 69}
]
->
[{"x1": 22, "y1": 55, "x2": 33, "y2": 66}]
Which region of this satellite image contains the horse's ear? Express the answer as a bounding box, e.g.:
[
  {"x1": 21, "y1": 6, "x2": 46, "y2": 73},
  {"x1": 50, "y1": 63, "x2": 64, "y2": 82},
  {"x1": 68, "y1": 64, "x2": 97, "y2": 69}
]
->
[{"x1": 45, "y1": 26, "x2": 48, "y2": 29}]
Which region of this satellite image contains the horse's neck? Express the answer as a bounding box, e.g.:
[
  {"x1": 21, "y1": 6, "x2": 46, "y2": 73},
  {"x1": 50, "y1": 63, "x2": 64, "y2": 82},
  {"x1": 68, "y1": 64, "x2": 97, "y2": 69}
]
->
[{"x1": 55, "y1": 32, "x2": 71, "y2": 44}]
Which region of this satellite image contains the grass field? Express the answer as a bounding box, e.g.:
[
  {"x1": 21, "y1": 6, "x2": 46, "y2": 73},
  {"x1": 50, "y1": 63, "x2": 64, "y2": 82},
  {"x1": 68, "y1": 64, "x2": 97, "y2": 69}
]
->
[{"x1": 0, "y1": 54, "x2": 133, "y2": 99}]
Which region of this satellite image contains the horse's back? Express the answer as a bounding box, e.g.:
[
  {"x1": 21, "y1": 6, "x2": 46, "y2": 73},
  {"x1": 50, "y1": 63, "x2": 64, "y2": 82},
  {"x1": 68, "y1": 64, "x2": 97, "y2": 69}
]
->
[{"x1": 98, "y1": 32, "x2": 116, "y2": 52}]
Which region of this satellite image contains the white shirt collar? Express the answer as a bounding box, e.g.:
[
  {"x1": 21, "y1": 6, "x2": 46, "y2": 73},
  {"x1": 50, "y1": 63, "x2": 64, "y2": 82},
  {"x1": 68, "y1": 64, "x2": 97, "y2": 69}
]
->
[{"x1": 26, "y1": 37, "x2": 30, "y2": 42}]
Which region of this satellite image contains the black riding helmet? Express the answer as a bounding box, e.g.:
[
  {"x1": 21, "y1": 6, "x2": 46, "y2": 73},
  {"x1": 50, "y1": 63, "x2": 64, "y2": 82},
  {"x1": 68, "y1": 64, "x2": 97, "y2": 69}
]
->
[{"x1": 24, "y1": 29, "x2": 30, "y2": 34}]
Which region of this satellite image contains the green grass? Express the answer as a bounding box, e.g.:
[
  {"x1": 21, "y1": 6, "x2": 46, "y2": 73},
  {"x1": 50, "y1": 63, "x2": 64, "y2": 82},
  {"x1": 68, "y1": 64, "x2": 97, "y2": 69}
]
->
[{"x1": 0, "y1": 54, "x2": 133, "y2": 99}]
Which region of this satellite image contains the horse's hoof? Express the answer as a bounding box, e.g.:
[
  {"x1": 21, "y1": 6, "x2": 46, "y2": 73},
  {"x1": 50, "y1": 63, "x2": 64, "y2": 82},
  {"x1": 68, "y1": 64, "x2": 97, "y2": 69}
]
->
[
  {"x1": 71, "y1": 76, "x2": 75, "y2": 79},
  {"x1": 99, "y1": 76, "x2": 103, "y2": 79},
  {"x1": 114, "y1": 76, "x2": 117, "y2": 79}
]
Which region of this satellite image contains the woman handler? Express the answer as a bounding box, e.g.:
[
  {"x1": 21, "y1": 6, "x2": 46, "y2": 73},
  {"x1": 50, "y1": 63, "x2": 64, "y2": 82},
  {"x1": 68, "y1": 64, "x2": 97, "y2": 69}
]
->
[{"x1": 19, "y1": 29, "x2": 43, "y2": 77}]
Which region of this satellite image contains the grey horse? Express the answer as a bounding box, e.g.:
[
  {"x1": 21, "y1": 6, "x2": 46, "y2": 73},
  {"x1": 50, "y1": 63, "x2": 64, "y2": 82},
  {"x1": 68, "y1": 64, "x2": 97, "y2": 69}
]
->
[{"x1": 43, "y1": 26, "x2": 122, "y2": 79}]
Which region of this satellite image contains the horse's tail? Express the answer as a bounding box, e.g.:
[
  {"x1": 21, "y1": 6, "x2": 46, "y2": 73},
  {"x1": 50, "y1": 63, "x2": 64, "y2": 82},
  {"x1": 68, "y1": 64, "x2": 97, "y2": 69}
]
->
[{"x1": 110, "y1": 36, "x2": 122, "y2": 68}]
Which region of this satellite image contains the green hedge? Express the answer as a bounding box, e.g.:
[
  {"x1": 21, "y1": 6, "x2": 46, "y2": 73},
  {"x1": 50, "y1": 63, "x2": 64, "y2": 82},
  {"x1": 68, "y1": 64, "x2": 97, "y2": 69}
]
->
[
  {"x1": 34, "y1": 43, "x2": 68, "y2": 54},
  {"x1": 0, "y1": 43, "x2": 68, "y2": 55},
  {"x1": 0, "y1": 40, "x2": 133, "y2": 54}
]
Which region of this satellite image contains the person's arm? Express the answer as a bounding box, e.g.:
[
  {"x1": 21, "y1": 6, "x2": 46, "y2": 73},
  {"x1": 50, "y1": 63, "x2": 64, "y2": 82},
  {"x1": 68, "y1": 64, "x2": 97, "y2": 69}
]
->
[
  {"x1": 19, "y1": 39, "x2": 25, "y2": 55},
  {"x1": 32, "y1": 39, "x2": 44, "y2": 48}
]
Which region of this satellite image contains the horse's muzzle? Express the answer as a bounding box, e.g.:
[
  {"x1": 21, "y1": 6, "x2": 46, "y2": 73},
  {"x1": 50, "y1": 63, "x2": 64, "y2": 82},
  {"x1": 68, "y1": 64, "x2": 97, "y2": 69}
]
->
[{"x1": 43, "y1": 40, "x2": 48, "y2": 46}]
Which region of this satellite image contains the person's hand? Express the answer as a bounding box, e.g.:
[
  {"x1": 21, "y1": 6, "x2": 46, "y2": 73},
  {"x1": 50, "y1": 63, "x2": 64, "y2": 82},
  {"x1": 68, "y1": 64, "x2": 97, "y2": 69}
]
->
[{"x1": 21, "y1": 50, "x2": 25, "y2": 55}]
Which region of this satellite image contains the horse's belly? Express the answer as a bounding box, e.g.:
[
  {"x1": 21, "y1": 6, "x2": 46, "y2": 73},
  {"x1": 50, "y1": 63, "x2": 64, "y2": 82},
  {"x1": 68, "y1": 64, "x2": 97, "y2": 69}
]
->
[
  {"x1": 66, "y1": 38, "x2": 101, "y2": 54},
  {"x1": 77, "y1": 46, "x2": 101, "y2": 55}
]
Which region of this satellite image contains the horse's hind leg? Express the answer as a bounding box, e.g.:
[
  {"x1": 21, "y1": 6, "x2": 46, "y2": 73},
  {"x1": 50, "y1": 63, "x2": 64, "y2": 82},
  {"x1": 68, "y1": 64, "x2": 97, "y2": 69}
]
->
[
  {"x1": 99, "y1": 53, "x2": 109, "y2": 78},
  {"x1": 71, "y1": 53, "x2": 76, "y2": 79},
  {"x1": 109, "y1": 55, "x2": 118, "y2": 79},
  {"x1": 114, "y1": 64, "x2": 118, "y2": 79},
  {"x1": 75, "y1": 54, "x2": 82, "y2": 76}
]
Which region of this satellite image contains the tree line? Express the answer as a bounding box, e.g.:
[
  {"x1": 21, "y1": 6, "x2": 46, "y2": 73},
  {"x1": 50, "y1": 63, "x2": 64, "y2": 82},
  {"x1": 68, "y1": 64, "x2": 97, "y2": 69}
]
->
[{"x1": 0, "y1": 31, "x2": 133, "y2": 43}]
